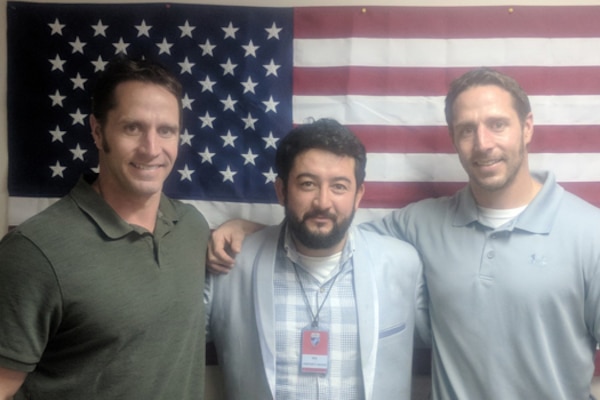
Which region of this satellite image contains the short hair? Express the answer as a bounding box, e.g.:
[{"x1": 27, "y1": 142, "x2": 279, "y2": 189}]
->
[
  {"x1": 91, "y1": 56, "x2": 183, "y2": 126},
  {"x1": 444, "y1": 67, "x2": 531, "y2": 134},
  {"x1": 275, "y1": 118, "x2": 367, "y2": 189}
]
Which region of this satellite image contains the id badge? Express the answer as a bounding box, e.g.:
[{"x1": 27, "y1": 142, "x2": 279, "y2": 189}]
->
[{"x1": 300, "y1": 328, "x2": 329, "y2": 374}]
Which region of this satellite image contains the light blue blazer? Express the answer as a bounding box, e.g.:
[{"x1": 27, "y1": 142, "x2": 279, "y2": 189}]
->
[{"x1": 206, "y1": 224, "x2": 424, "y2": 400}]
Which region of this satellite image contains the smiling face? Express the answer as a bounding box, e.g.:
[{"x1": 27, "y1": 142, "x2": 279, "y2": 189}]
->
[
  {"x1": 451, "y1": 85, "x2": 534, "y2": 206},
  {"x1": 91, "y1": 80, "x2": 180, "y2": 203},
  {"x1": 276, "y1": 148, "x2": 364, "y2": 257}
]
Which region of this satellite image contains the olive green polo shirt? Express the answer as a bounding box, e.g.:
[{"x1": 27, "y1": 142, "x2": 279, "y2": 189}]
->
[{"x1": 0, "y1": 177, "x2": 210, "y2": 400}]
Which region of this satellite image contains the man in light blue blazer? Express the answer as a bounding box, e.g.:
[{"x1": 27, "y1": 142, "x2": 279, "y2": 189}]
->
[{"x1": 205, "y1": 119, "x2": 424, "y2": 400}]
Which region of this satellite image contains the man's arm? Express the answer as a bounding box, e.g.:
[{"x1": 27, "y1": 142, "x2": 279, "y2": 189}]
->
[
  {"x1": 206, "y1": 206, "x2": 413, "y2": 274},
  {"x1": 359, "y1": 208, "x2": 411, "y2": 242},
  {"x1": 414, "y1": 272, "x2": 432, "y2": 347},
  {"x1": 207, "y1": 218, "x2": 265, "y2": 274},
  {"x1": 0, "y1": 367, "x2": 26, "y2": 400}
]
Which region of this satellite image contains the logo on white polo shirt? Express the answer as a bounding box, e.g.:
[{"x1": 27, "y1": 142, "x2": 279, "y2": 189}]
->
[{"x1": 529, "y1": 254, "x2": 547, "y2": 266}]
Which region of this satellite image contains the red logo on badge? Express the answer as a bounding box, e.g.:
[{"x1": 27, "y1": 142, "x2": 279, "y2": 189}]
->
[{"x1": 311, "y1": 332, "x2": 320, "y2": 346}]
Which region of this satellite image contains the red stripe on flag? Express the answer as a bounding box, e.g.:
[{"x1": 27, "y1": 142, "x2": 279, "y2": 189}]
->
[
  {"x1": 294, "y1": 6, "x2": 600, "y2": 39},
  {"x1": 351, "y1": 125, "x2": 600, "y2": 154},
  {"x1": 529, "y1": 126, "x2": 600, "y2": 153},
  {"x1": 352, "y1": 126, "x2": 454, "y2": 154},
  {"x1": 294, "y1": 66, "x2": 600, "y2": 96},
  {"x1": 362, "y1": 182, "x2": 465, "y2": 208}
]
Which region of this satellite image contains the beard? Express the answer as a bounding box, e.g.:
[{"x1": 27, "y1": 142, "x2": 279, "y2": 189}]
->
[{"x1": 285, "y1": 206, "x2": 355, "y2": 250}]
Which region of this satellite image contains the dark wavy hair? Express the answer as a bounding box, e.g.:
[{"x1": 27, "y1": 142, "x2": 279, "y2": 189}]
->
[{"x1": 275, "y1": 118, "x2": 367, "y2": 190}]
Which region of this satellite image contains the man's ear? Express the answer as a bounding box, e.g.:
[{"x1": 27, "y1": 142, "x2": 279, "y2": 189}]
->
[
  {"x1": 523, "y1": 112, "x2": 534, "y2": 147},
  {"x1": 275, "y1": 177, "x2": 285, "y2": 206},
  {"x1": 90, "y1": 115, "x2": 103, "y2": 151},
  {"x1": 354, "y1": 183, "x2": 365, "y2": 210}
]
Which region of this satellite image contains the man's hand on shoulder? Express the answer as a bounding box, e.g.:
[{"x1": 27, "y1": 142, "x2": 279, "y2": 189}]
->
[{"x1": 207, "y1": 218, "x2": 265, "y2": 274}]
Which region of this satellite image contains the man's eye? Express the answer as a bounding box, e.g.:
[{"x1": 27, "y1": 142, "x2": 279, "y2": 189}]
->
[
  {"x1": 458, "y1": 127, "x2": 474, "y2": 137},
  {"x1": 300, "y1": 181, "x2": 315, "y2": 189},
  {"x1": 124, "y1": 124, "x2": 140, "y2": 135},
  {"x1": 491, "y1": 120, "x2": 506, "y2": 131},
  {"x1": 158, "y1": 128, "x2": 177, "y2": 137}
]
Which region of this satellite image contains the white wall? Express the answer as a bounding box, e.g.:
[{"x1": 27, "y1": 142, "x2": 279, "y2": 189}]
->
[{"x1": 3, "y1": 0, "x2": 600, "y2": 236}]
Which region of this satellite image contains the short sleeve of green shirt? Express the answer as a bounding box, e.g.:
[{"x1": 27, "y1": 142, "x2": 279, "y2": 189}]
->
[{"x1": 0, "y1": 232, "x2": 63, "y2": 372}]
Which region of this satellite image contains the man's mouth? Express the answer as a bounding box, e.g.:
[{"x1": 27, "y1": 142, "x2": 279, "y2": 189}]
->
[
  {"x1": 303, "y1": 212, "x2": 335, "y2": 223},
  {"x1": 131, "y1": 162, "x2": 161, "y2": 170},
  {"x1": 474, "y1": 158, "x2": 500, "y2": 167}
]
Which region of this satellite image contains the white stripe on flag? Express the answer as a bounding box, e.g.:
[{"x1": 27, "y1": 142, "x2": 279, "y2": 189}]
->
[
  {"x1": 294, "y1": 38, "x2": 600, "y2": 68},
  {"x1": 293, "y1": 95, "x2": 600, "y2": 126},
  {"x1": 366, "y1": 153, "x2": 600, "y2": 183}
]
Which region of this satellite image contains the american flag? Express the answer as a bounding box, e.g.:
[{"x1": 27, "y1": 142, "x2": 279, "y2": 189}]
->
[{"x1": 7, "y1": 3, "x2": 600, "y2": 228}]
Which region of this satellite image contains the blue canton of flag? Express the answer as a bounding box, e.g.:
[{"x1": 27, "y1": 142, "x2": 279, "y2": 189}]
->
[{"x1": 7, "y1": 2, "x2": 293, "y2": 207}]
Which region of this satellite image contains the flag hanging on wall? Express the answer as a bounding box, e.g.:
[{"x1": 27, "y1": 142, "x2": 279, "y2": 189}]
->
[{"x1": 7, "y1": 2, "x2": 600, "y2": 227}]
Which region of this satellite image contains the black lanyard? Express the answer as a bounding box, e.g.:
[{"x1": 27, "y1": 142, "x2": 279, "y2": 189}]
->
[{"x1": 292, "y1": 262, "x2": 344, "y2": 329}]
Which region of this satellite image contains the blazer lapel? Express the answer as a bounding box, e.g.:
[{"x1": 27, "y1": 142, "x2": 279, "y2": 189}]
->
[
  {"x1": 252, "y1": 225, "x2": 283, "y2": 399},
  {"x1": 352, "y1": 229, "x2": 379, "y2": 400}
]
